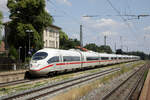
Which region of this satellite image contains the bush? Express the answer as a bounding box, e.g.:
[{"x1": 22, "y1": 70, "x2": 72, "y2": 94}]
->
[{"x1": 9, "y1": 46, "x2": 19, "y2": 60}]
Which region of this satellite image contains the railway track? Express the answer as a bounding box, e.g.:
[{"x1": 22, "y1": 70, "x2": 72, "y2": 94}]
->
[
  {"x1": 0, "y1": 72, "x2": 25, "y2": 77},
  {"x1": 0, "y1": 79, "x2": 31, "y2": 88},
  {"x1": 1, "y1": 68, "x2": 121, "y2": 100},
  {"x1": 101, "y1": 65, "x2": 147, "y2": 100}
]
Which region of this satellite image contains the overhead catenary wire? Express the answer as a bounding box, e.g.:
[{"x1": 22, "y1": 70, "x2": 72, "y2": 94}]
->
[
  {"x1": 106, "y1": 0, "x2": 139, "y2": 42},
  {"x1": 47, "y1": 0, "x2": 81, "y2": 25}
]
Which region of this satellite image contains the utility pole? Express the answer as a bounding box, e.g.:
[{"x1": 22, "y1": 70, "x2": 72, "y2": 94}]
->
[
  {"x1": 115, "y1": 42, "x2": 116, "y2": 52},
  {"x1": 80, "y1": 25, "x2": 83, "y2": 47},
  {"x1": 120, "y1": 36, "x2": 123, "y2": 50},
  {"x1": 104, "y1": 35, "x2": 107, "y2": 46},
  {"x1": 26, "y1": 30, "x2": 33, "y2": 56}
]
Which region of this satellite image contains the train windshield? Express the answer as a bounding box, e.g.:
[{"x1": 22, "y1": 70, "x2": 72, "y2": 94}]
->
[{"x1": 32, "y1": 52, "x2": 48, "y2": 60}]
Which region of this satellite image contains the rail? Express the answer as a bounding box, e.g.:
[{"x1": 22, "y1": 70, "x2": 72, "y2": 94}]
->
[{"x1": 2, "y1": 68, "x2": 120, "y2": 100}]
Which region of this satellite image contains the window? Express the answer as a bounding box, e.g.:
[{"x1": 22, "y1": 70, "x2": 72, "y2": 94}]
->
[
  {"x1": 47, "y1": 56, "x2": 59, "y2": 64},
  {"x1": 46, "y1": 40, "x2": 47, "y2": 47},
  {"x1": 101, "y1": 57, "x2": 109, "y2": 60},
  {"x1": 119, "y1": 57, "x2": 122, "y2": 59},
  {"x1": 63, "y1": 56, "x2": 80, "y2": 62},
  {"x1": 111, "y1": 57, "x2": 117, "y2": 60},
  {"x1": 63, "y1": 56, "x2": 72, "y2": 62},
  {"x1": 111, "y1": 57, "x2": 114, "y2": 60},
  {"x1": 32, "y1": 52, "x2": 48, "y2": 60},
  {"x1": 72, "y1": 56, "x2": 80, "y2": 61},
  {"x1": 86, "y1": 57, "x2": 99, "y2": 61},
  {"x1": 114, "y1": 57, "x2": 117, "y2": 59}
]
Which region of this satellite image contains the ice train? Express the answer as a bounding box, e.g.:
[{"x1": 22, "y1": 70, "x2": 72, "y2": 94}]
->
[{"x1": 28, "y1": 48, "x2": 140, "y2": 76}]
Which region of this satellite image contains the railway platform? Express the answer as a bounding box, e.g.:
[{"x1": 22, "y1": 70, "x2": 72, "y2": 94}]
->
[{"x1": 139, "y1": 68, "x2": 150, "y2": 100}]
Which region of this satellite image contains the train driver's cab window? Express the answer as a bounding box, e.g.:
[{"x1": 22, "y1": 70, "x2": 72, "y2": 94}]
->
[
  {"x1": 32, "y1": 52, "x2": 48, "y2": 60},
  {"x1": 47, "y1": 56, "x2": 59, "y2": 64}
]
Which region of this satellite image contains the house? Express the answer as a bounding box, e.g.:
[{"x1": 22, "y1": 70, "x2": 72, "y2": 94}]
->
[{"x1": 43, "y1": 24, "x2": 61, "y2": 48}]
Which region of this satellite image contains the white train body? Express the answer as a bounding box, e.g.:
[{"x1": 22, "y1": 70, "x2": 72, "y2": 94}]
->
[{"x1": 29, "y1": 48, "x2": 140, "y2": 76}]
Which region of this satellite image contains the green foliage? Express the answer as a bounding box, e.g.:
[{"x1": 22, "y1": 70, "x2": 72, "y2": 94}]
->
[
  {"x1": 59, "y1": 30, "x2": 68, "y2": 49},
  {"x1": 59, "y1": 30, "x2": 80, "y2": 49},
  {"x1": 84, "y1": 43, "x2": 99, "y2": 52},
  {"x1": 116, "y1": 49, "x2": 150, "y2": 60},
  {"x1": 9, "y1": 46, "x2": 18, "y2": 60},
  {"x1": 99, "y1": 45, "x2": 112, "y2": 53},
  {"x1": 84, "y1": 44, "x2": 112, "y2": 53},
  {"x1": 7, "y1": 0, "x2": 53, "y2": 52},
  {"x1": 65, "y1": 38, "x2": 80, "y2": 49},
  {"x1": 126, "y1": 51, "x2": 148, "y2": 60},
  {"x1": 116, "y1": 49, "x2": 123, "y2": 54}
]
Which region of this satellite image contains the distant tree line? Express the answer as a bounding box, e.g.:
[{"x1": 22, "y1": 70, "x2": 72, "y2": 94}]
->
[
  {"x1": 116, "y1": 49, "x2": 150, "y2": 60},
  {"x1": 60, "y1": 31, "x2": 150, "y2": 60},
  {"x1": 59, "y1": 31, "x2": 113, "y2": 53},
  {"x1": 84, "y1": 43, "x2": 112, "y2": 53}
]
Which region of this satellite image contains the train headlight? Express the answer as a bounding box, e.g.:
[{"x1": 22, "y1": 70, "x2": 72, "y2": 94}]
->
[{"x1": 37, "y1": 64, "x2": 41, "y2": 67}]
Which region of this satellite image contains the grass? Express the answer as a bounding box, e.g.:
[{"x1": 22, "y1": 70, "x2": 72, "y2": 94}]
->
[{"x1": 143, "y1": 70, "x2": 149, "y2": 81}]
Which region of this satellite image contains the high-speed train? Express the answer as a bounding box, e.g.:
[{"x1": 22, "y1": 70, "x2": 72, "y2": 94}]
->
[{"x1": 28, "y1": 48, "x2": 140, "y2": 76}]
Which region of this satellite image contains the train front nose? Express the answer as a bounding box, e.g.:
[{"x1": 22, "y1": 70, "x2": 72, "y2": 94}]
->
[
  {"x1": 29, "y1": 63, "x2": 41, "y2": 75},
  {"x1": 29, "y1": 61, "x2": 49, "y2": 76}
]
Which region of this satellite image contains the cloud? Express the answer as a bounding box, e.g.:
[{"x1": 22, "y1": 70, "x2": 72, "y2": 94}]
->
[
  {"x1": 71, "y1": 33, "x2": 79, "y2": 39},
  {"x1": 81, "y1": 17, "x2": 126, "y2": 36},
  {"x1": 144, "y1": 26, "x2": 150, "y2": 31},
  {"x1": 101, "y1": 31, "x2": 118, "y2": 36},
  {"x1": 56, "y1": 0, "x2": 72, "y2": 6}
]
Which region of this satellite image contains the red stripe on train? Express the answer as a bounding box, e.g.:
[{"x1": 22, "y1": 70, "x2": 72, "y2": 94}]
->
[
  {"x1": 32, "y1": 64, "x2": 53, "y2": 71},
  {"x1": 33, "y1": 60, "x2": 114, "y2": 71}
]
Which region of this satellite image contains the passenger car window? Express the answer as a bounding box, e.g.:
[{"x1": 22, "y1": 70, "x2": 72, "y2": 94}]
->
[
  {"x1": 101, "y1": 57, "x2": 109, "y2": 60},
  {"x1": 47, "y1": 56, "x2": 59, "y2": 64},
  {"x1": 63, "y1": 56, "x2": 80, "y2": 62},
  {"x1": 86, "y1": 57, "x2": 99, "y2": 61},
  {"x1": 32, "y1": 52, "x2": 48, "y2": 60},
  {"x1": 63, "y1": 56, "x2": 72, "y2": 62}
]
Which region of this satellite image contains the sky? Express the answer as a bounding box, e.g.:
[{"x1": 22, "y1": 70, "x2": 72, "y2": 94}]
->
[{"x1": 0, "y1": 0, "x2": 150, "y2": 54}]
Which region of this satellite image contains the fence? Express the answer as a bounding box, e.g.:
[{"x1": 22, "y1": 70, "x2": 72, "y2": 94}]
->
[{"x1": 0, "y1": 63, "x2": 29, "y2": 71}]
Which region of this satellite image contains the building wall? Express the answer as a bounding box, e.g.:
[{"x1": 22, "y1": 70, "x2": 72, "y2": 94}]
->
[{"x1": 43, "y1": 26, "x2": 60, "y2": 48}]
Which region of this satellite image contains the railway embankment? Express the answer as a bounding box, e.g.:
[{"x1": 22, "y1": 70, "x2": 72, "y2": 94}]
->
[
  {"x1": 139, "y1": 67, "x2": 150, "y2": 100},
  {"x1": 0, "y1": 70, "x2": 26, "y2": 83}
]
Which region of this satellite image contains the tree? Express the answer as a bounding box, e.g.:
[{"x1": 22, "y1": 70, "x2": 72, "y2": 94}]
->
[
  {"x1": 59, "y1": 30, "x2": 80, "y2": 49},
  {"x1": 59, "y1": 30, "x2": 69, "y2": 49},
  {"x1": 116, "y1": 49, "x2": 123, "y2": 54},
  {"x1": 84, "y1": 44, "x2": 113, "y2": 53},
  {"x1": 84, "y1": 43, "x2": 100, "y2": 52},
  {"x1": 0, "y1": 11, "x2": 2, "y2": 44},
  {"x1": 99, "y1": 45, "x2": 112, "y2": 53},
  {"x1": 7, "y1": 0, "x2": 53, "y2": 60}
]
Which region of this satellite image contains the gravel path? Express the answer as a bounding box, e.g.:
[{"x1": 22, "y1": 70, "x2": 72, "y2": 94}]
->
[{"x1": 79, "y1": 67, "x2": 141, "y2": 100}]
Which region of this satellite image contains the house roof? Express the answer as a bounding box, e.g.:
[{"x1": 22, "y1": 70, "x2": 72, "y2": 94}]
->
[{"x1": 49, "y1": 24, "x2": 61, "y2": 30}]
